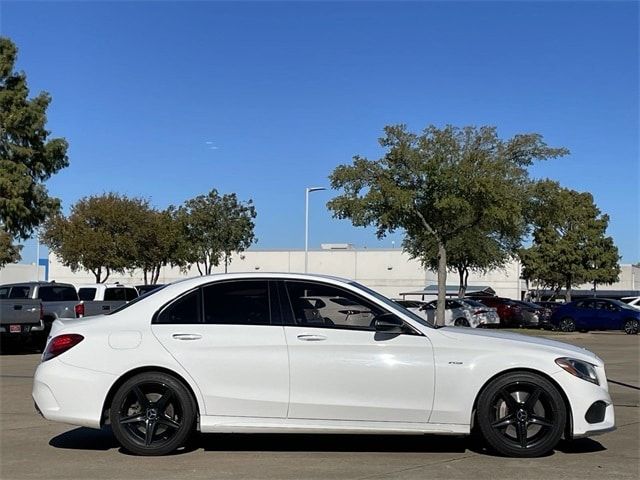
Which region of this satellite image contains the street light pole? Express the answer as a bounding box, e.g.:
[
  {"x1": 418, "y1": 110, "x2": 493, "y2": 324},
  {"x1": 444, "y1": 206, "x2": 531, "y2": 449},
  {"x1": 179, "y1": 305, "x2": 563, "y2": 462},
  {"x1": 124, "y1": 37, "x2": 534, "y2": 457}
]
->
[
  {"x1": 35, "y1": 230, "x2": 40, "y2": 282},
  {"x1": 304, "y1": 187, "x2": 326, "y2": 273}
]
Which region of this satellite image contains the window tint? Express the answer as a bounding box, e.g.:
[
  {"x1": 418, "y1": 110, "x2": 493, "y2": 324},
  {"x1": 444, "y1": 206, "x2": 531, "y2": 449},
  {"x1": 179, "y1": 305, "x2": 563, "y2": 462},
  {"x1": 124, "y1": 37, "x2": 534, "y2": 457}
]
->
[
  {"x1": 8, "y1": 286, "x2": 31, "y2": 299},
  {"x1": 202, "y1": 281, "x2": 271, "y2": 325},
  {"x1": 124, "y1": 288, "x2": 138, "y2": 301},
  {"x1": 104, "y1": 287, "x2": 125, "y2": 301},
  {"x1": 78, "y1": 288, "x2": 97, "y2": 301},
  {"x1": 285, "y1": 281, "x2": 381, "y2": 330},
  {"x1": 156, "y1": 290, "x2": 201, "y2": 324},
  {"x1": 596, "y1": 301, "x2": 618, "y2": 312},
  {"x1": 38, "y1": 286, "x2": 78, "y2": 302},
  {"x1": 0, "y1": 287, "x2": 8, "y2": 299}
]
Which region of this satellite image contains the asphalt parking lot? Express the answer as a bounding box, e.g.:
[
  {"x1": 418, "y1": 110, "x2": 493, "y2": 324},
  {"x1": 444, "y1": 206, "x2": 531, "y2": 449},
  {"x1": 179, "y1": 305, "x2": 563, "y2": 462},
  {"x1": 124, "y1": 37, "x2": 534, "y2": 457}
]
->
[{"x1": 1, "y1": 331, "x2": 638, "y2": 480}]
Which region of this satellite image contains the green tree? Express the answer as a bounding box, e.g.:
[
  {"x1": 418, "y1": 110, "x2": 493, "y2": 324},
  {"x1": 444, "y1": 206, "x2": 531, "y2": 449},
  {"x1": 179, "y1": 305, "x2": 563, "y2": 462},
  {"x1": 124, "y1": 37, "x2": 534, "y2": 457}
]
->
[
  {"x1": 178, "y1": 189, "x2": 257, "y2": 275},
  {"x1": 42, "y1": 193, "x2": 149, "y2": 282},
  {"x1": 404, "y1": 226, "x2": 519, "y2": 298},
  {"x1": 0, "y1": 229, "x2": 21, "y2": 265},
  {"x1": 0, "y1": 37, "x2": 69, "y2": 265},
  {"x1": 520, "y1": 180, "x2": 620, "y2": 302},
  {"x1": 328, "y1": 125, "x2": 567, "y2": 325},
  {"x1": 131, "y1": 207, "x2": 189, "y2": 284}
]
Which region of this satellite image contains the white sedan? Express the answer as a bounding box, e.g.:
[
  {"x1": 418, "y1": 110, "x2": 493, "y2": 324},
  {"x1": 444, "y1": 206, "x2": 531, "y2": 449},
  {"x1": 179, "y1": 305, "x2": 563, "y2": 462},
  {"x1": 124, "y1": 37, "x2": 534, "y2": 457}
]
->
[
  {"x1": 33, "y1": 273, "x2": 615, "y2": 457},
  {"x1": 408, "y1": 298, "x2": 501, "y2": 328}
]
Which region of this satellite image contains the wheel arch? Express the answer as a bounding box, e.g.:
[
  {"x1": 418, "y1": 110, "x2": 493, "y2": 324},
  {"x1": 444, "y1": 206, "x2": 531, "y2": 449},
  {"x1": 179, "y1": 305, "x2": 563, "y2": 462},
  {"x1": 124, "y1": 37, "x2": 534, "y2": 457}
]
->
[
  {"x1": 470, "y1": 367, "x2": 573, "y2": 439},
  {"x1": 100, "y1": 365, "x2": 202, "y2": 428}
]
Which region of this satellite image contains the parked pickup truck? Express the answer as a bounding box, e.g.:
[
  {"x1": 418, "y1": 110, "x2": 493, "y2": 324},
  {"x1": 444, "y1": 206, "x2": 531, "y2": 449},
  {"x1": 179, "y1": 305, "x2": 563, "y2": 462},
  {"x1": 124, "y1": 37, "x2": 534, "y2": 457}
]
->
[
  {"x1": 0, "y1": 297, "x2": 43, "y2": 342},
  {"x1": 0, "y1": 282, "x2": 78, "y2": 341},
  {"x1": 76, "y1": 283, "x2": 138, "y2": 317}
]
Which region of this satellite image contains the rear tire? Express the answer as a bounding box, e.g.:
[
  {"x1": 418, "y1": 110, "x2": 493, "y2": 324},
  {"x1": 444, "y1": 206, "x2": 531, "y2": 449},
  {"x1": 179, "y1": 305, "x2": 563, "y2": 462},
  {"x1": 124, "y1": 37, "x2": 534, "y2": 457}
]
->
[
  {"x1": 623, "y1": 319, "x2": 639, "y2": 335},
  {"x1": 110, "y1": 372, "x2": 196, "y2": 456},
  {"x1": 476, "y1": 372, "x2": 566, "y2": 458},
  {"x1": 558, "y1": 317, "x2": 576, "y2": 332}
]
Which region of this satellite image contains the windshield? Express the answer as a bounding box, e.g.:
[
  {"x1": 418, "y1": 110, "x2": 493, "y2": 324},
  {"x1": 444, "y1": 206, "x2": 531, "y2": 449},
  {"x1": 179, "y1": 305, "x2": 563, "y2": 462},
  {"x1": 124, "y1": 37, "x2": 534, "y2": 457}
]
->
[
  {"x1": 350, "y1": 281, "x2": 435, "y2": 328},
  {"x1": 106, "y1": 285, "x2": 167, "y2": 315}
]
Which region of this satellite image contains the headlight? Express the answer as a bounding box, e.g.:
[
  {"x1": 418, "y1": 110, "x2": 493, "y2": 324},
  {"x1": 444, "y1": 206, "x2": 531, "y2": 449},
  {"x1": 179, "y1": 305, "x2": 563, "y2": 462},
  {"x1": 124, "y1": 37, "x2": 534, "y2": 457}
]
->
[{"x1": 555, "y1": 357, "x2": 599, "y2": 385}]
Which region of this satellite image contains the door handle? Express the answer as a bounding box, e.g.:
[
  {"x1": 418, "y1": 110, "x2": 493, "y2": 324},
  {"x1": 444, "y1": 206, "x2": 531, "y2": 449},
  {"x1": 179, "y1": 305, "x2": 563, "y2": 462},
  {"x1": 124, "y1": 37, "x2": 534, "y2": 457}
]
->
[
  {"x1": 297, "y1": 334, "x2": 327, "y2": 342},
  {"x1": 172, "y1": 333, "x2": 203, "y2": 341}
]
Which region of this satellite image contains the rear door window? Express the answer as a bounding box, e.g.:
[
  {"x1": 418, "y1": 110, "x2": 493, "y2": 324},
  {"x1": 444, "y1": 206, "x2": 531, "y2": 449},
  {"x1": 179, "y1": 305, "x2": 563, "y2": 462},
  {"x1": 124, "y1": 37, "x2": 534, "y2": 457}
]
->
[
  {"x1": 155, "y1": 290, "x2": 201, "y2": 324},
  {"x1": 0, "y1": 287, "x2": 8, "y2": 299},
  {"x1": 202, "y1": 281, "x2": 271, "y2": 325}
]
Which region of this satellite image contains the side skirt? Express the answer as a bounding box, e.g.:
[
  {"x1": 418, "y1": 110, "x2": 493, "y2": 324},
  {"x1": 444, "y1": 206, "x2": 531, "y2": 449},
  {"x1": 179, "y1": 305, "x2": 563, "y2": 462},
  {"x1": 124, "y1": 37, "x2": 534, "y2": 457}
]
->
[{"x1": 200, "y1": 416, "x2": 470, "y2": 435}]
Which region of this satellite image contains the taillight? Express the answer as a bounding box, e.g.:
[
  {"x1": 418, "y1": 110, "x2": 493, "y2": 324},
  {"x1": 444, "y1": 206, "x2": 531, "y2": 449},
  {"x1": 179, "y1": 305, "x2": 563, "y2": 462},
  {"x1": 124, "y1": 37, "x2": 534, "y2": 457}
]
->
[
  {"x1": 473, "y1": 309, "x2": 488, "y2": 315},
  {"x1": 42, "y1": 334, "x2": 84, "y2": 362},
  {"x1": 75, "y1": 303, "x2": 84, "y2": 318}
]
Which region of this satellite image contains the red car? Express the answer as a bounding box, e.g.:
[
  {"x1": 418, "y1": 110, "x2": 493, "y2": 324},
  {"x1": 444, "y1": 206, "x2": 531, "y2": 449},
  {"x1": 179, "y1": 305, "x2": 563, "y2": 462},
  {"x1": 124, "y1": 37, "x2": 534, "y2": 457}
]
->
[{"x1": 472, "y1": 297, "x2": 523, "y2": 327}]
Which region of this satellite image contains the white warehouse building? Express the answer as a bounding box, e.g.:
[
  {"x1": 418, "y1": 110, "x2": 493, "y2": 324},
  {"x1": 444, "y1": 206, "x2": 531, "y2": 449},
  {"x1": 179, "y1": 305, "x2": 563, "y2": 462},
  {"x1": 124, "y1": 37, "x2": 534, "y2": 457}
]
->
[{"x1": 2, "y1": 244, "x2": 637, "y2": 301}]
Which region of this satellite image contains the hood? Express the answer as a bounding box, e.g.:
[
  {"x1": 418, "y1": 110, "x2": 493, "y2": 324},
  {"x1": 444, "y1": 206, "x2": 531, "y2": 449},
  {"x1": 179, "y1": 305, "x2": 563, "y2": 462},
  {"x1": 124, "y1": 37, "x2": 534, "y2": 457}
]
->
[{"x1": 437, "y1": 327, "x2": 602, "y2": 365}]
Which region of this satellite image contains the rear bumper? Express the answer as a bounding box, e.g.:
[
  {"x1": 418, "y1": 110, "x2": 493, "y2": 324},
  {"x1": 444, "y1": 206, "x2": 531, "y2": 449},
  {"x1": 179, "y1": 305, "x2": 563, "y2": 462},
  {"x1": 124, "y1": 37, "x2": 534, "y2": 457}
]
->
[{"x1": 32, "y1": 357, "x2": 116, "y2": 429}]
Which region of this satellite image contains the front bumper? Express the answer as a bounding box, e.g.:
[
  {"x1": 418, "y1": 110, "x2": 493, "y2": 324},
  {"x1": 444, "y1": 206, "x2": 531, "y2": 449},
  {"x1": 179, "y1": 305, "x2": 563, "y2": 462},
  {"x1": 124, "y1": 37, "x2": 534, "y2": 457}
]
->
[{"x1": 552, "y1": 368, "x2": 615, "y2": 438}]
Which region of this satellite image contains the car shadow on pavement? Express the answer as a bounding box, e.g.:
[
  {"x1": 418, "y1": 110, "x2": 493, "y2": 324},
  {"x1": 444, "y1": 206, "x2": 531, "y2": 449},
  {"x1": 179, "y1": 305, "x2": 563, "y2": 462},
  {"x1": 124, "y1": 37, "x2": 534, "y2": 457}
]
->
[
  {"x1": 197, "y1": 433, "x2": 471, "y2": 453},
  {"x1": 49, "y1": 427, "x2": 120, "y2": 451},
  {"x1": 49, "y1": 429, "x2": 606, "y2": 457},
  {"x1": 555, "y1": 438, "x2": 607, "y2": 454},
  {"x1": 0, "y1": 339, "x2": 42, "y2": 355}
]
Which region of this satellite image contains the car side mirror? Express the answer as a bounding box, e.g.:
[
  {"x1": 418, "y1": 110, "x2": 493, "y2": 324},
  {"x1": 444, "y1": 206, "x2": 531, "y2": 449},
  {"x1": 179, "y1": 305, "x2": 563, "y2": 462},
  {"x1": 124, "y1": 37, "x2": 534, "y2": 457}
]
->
[{"x1": 374, "y1": 313, "x2": 405, "y2": 333}]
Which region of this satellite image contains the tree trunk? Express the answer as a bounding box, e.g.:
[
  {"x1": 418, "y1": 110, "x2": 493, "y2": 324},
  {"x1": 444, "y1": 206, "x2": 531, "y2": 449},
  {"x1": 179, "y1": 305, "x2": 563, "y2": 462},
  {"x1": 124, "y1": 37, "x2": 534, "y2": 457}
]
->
[
  {"x1": 565, "y1": 277, "x2": 572, "y2": 303},
  {"x1": 436, "y1": 243, "x2": 447, "y2": 327},
  {"x1": 152, "y1": 265, "x2": 161, "y2": 284},
  {"x1": 593, "y1": 280, "x2": 597, "y2": 298},
  {"x1": 92, "y1": 267, "x2": 101, "y2": 283},
  {"x1": 143, "y1": 269, "x2": 149, "y2": 285},
  {"x1": 224, "y1": 253, "x2": 229, "y2": 274}
]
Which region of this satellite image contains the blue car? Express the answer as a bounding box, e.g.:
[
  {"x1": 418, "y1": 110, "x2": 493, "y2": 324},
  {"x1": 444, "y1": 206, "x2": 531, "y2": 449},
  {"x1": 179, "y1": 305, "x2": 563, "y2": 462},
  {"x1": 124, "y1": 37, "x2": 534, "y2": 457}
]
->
[{"x1": 550, "y1": 298, "x2": 640, "y2": 334}]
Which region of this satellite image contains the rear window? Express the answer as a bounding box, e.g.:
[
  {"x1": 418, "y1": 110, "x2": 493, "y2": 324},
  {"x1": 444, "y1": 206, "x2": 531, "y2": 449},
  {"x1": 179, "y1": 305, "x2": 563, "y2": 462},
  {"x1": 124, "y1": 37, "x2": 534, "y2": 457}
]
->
[
  {"x1": 125, "y1": 288, "x2": 138, "y2": 301},
  {"x1": 104, "y1": 288, "x2": 126, "y2": 301},
  {"x1": 38, "y1": 286, "x2": 78, "y2": 302},
  {"x1": 8, "y1": 286, "x2": 31, "y2": 299},
  {"x1": 78, "y1": 288, "x2": 97, "y2": 301}
]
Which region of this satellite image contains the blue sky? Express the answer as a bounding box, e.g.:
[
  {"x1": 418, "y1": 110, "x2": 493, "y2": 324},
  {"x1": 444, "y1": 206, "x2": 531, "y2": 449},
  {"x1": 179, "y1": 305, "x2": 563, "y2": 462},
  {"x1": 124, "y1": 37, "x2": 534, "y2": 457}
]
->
[{"x1": 3, "y1": 1, "x2": 638, "y2": 263}]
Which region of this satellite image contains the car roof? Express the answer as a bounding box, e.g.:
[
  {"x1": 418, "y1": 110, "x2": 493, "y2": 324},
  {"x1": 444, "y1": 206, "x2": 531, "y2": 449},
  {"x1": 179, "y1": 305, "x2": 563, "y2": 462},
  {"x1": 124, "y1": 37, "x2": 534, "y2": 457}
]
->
[
  {"x1": 163, "y1": 272, "x2": 355, "y2": 290},
  {"x1": 0, "y1": 281, "x2": 75, "y2": 288}
]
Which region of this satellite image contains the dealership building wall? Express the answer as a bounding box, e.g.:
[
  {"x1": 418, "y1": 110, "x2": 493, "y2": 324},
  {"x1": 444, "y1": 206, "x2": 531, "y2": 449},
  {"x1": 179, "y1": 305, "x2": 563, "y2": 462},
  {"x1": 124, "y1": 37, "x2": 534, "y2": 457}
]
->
[{"x1": 12, "y1": 250, "x2": 632, "y2": 300}]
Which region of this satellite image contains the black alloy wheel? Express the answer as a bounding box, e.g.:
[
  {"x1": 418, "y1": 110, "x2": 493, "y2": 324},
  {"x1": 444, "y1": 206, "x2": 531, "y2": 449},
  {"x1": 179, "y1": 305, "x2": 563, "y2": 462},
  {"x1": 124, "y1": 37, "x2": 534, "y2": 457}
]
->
[
  {"x1": 476, "y1": 372, "x2": 566, "y2": 457},
  {"x1": 110, "y1": 372, "x2": 196, "y2": 455},
  {"x1": 559, "y1": 317, "x2": 576, "y2": 332},
  {"x1": 454, "y1": 318, "x2": 470, "y2": 327},
  {"x1": 623, "y1": 319, "x2": 639, "y2": 335}
]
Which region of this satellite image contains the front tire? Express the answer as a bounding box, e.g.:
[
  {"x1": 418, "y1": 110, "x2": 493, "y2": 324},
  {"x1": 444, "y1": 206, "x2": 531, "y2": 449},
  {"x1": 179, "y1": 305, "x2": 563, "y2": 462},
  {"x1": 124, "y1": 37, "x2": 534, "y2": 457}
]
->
[
  {"x1": 454, "y1": 318, "x2": 470, "y2": 327},
  {"x1": 110, "y1": 372, "x2": 196, "y2": 456},
  {"x1": 623, "y1": 319, "x2": 639, "y2": 335},
  {"x1": 476, "y1": 372, "x2": 566, "y2": 457}
]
